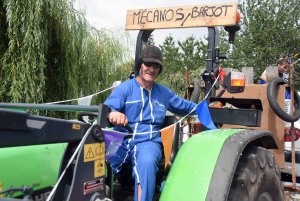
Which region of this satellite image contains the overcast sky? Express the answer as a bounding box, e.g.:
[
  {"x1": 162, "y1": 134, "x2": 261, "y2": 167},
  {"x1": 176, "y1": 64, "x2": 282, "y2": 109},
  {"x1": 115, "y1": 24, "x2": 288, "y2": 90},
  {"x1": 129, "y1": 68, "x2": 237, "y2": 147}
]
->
[{"x1": 74, "y1": 0, "x2": 239, "y2": 48}]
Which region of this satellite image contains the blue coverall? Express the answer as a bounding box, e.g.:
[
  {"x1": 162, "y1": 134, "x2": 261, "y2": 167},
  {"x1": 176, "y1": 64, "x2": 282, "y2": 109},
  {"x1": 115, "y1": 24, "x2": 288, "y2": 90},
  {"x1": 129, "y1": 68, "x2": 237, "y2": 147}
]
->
[{"x1": 104, "y1": 78, "x2": 197, "y2": 201}]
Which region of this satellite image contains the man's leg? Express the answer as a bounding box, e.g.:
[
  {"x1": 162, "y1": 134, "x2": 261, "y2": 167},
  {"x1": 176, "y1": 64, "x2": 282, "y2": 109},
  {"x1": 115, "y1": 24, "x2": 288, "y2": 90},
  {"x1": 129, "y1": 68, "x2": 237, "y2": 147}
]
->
[{"x1": 132, "y1": 141, "x2": 162, "y2": 201}]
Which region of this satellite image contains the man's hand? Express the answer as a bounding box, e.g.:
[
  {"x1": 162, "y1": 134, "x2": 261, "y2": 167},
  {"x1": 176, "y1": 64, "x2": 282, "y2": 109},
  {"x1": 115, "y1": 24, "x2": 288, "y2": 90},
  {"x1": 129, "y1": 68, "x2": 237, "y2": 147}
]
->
[{"x1": 108, "y1": 111, "x2": 128, "y2": 127}]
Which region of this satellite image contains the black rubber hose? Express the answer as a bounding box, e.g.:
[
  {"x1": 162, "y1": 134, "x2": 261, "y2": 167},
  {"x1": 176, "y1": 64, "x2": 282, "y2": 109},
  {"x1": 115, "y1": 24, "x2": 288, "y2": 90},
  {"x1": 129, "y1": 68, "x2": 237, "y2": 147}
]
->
[
  {"x1": 190, "y1": 80, "x2": 201, "y2": 103},
  {"x1": 0, "y1": 187, "x2": 32, "y2": 201},
  {"x1": 0, "y1": 196, "x2": 31, "y2": 201},
  {"x1": 267, "y1": 77, "x2": 300, "y2": 122}
]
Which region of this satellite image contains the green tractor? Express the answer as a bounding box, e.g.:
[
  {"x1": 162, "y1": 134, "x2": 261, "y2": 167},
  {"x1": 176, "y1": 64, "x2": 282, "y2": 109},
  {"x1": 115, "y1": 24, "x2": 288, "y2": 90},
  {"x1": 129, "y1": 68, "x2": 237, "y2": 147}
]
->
[{"x1": 0, "y1": 2, "x2": 297, "y2": 201}]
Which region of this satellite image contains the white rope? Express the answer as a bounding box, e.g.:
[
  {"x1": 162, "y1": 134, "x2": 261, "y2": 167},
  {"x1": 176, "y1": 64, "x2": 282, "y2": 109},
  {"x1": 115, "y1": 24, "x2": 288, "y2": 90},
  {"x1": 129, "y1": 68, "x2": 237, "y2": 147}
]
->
[
  {"x1": 45, "y1": 86, "x2": 113, "y2": 104},
  {"x1": 177, "y1": 74, "x2": 220, "y2": 123},
  {"x1": 46, "y1": 75, "x2": 220, "y2": 199},
  {"x1": 45, "y1": 75, "x2": 219, "y2": 138},
  {"x1": 44, "y1": 73, "x2": 219, "y2": 131},
  {"x1": 46, "y1": 126, "x2": 93, "y2": 201},
  {"x1": 115, "y1": 74, "x2": 220, "y2": 137}
]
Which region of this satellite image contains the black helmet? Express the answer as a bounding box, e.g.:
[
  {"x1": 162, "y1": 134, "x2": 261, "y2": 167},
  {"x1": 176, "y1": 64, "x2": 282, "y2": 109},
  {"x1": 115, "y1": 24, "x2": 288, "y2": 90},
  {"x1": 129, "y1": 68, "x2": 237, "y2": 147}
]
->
[{"x1": 135, "y1": 45, "x2": 163, "y2": 74}]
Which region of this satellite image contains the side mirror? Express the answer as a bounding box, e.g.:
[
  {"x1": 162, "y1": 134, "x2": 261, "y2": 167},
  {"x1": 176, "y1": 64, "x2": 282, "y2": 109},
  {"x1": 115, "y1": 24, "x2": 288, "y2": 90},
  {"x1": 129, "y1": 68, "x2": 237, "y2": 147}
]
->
[{"x1": 223, "y1": 71, "x2": 245, "y2": 93}]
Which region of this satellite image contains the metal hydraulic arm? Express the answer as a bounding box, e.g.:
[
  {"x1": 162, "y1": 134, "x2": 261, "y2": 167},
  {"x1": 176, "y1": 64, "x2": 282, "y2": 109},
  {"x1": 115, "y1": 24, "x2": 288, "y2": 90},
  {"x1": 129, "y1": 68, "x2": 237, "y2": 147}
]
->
[{"x1": 203, "y1": 23, "x2": 241, "y2": 99}]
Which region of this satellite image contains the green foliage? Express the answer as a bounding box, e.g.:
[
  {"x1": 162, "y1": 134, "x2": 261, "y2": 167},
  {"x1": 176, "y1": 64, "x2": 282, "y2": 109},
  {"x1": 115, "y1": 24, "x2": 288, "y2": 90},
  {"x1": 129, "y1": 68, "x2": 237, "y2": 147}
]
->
[
  {"x1": 178, "y1": 36, "x2": 206, "y2": 71},
  {"x1": 144, "y1": 0, "x2": 300, "y2": 98},
  {"x1": 157, "y1": 34, "x2": 206, "y2": 97},
  {"x1": 0, "y1": 0, "x2": 133, "y2": 118},
  {"x1": 220, "y1": 0, "x2": 300, "y2": 83},
  {"x1": 147, "y1": 34, "x2": 155, "y2": 46},
  {"x1": 159, "y1": 35, "x2": 181, "y2": 71},
  {"x1": 157, "y1": 35, "x2": 184, "y2": 96}
]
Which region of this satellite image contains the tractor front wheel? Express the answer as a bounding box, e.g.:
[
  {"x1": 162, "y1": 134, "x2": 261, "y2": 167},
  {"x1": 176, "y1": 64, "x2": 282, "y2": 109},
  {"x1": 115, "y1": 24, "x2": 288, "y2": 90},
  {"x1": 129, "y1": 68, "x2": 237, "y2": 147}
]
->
[{"x1": 228, "y1": 146, "x2": 283, "y2": 201}]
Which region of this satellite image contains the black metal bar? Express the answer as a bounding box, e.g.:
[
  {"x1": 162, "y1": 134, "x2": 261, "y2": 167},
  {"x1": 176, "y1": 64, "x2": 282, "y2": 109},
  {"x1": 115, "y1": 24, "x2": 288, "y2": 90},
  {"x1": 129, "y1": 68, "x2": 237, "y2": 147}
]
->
[
  {"x1": 204, "y1": 27, "x2": 220, "y2": 99},
  {"x1": 0, "y1": 109, "x2": 90, "y2": 148},
  {"x1": 98, "y1": 104, "x2": 109, "y2": 129},
  {"x1": 0, "y1": 103, "x2": 99, "y2": 112},
  {"x1": 0, "y1": 103, "x2": 110, "y2": 148},
  {"x1": 206, "y1": 27, "x2": 220, "y2": 72}
]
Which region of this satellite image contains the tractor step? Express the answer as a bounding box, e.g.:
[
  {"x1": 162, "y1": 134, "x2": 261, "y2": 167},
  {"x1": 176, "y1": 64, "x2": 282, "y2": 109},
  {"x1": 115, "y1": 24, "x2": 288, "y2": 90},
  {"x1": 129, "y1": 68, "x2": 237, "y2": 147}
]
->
[
  {"x1": 282, "y1": 181, "x2": 300, "y2": 188},
  {"x1": 281, "y1": 162, "x2": 300, "y2": 177}
]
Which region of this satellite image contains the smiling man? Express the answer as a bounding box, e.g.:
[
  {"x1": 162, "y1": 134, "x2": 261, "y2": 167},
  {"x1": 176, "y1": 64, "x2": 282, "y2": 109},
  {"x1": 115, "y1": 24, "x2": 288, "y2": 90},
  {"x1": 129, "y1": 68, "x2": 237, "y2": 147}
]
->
[{"x1": 104, "y1": 45, "x2": 197, "y2": 201}]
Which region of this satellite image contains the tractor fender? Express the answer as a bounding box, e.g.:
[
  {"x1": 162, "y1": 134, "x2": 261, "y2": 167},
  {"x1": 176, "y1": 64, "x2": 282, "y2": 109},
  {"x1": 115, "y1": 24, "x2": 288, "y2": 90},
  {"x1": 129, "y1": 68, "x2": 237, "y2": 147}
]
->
[
  {"x1": 206, "y1": 129, "x2": 277, "y2": 201},
  {"x1": 159, "y1": 129, "x2": 277, "y2": 201}
]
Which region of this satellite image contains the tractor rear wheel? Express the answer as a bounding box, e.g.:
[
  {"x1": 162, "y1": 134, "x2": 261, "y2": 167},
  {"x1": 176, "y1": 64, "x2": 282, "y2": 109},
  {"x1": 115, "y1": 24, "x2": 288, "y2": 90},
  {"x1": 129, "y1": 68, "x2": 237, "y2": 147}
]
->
[
  {"x1": 228, "y1": 146, "x2": 283, "y2": 201},
  {"x1": 267, "y1": 77, "x2": 300, "y2": 122}
]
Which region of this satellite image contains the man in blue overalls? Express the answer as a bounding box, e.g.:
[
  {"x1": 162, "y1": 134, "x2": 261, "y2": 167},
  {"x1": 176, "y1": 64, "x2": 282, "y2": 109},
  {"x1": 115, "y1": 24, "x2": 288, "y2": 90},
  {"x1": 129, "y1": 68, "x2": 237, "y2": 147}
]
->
[{"x1": 104, "y1": 46, "x2": 197, "y2": 201}]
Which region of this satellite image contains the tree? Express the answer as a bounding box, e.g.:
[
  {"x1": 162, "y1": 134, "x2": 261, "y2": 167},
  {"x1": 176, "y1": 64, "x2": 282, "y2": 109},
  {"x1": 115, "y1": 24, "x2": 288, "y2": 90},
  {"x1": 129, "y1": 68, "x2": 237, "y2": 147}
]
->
[
  {"x1": 0, "y1": 0, "x2": 132, "y2": 118},
  {"x1": 147, "y1": 34, "x2": 155, "y2": 46},
  {"x1": 159, "y1": 35, "x2": 182, "y2": 71},
  {"x1": 156, "y1": 35, "x2": 183, "y2": 95},
  {"x1": 157, "y1": 34, "x2": 208, "y2": 97},
  {"x1": 178, "y1": 36, "x2": 207, "y2": 72},
  {"x1": 219, "y1": 0, "x2": 300, "y2": 83}
]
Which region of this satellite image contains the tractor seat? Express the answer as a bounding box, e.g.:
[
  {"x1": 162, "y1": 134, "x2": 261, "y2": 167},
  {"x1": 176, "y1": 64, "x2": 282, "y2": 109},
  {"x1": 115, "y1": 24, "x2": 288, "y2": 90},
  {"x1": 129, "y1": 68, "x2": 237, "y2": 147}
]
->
[{"x1": 114, "y1": 115, "x2": 180, "y2": 189}]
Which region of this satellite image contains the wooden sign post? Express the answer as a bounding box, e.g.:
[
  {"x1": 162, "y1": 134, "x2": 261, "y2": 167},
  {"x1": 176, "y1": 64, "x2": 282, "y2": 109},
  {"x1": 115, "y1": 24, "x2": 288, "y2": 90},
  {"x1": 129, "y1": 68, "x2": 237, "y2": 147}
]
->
[{"x1": 125, "y1": 3, "x2": 238, "y2": 30}]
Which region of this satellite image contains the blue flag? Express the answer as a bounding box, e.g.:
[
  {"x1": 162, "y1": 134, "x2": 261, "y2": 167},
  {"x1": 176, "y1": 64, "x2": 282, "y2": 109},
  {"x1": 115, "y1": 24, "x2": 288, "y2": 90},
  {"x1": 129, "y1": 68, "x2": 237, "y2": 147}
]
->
[{"x1": 196, "y1": 100, "x2": 217, "y2": 130}]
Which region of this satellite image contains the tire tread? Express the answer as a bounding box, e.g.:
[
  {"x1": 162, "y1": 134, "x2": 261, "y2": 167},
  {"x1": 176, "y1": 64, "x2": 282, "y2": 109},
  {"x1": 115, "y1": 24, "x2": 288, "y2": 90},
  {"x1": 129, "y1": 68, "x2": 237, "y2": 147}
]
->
[{"x1": 228, "y1": 146, "x2": 283, "y2": 201}]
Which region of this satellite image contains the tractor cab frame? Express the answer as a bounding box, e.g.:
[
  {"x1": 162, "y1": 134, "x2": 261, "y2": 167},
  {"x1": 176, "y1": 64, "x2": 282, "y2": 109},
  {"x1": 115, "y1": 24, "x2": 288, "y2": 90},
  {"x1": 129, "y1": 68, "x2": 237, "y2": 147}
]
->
[{"x1": 0, "y1": 2, "x2": 293, "y2": 201}]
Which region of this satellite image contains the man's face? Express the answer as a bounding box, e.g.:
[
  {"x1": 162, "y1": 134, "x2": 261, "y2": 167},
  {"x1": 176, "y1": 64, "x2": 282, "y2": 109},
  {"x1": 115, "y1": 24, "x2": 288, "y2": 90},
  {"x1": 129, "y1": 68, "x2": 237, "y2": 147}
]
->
[
  {"x1": 278, "y1": 63, "x2": 288, "y2": 74},
  {"x1": 139, "y1": 62, "x2": 161, "y2": 83}
]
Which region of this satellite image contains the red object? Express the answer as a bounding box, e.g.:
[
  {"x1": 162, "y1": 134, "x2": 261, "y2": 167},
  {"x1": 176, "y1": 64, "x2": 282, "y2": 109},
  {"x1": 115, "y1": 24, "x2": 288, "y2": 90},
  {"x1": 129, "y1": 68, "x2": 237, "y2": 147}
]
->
[
  {"x1": 193, "y1": 123, "x2": 203, "y2": 134},
  {"x1": 219, "y1": 68, "x2": 226, "y2": 83},
  {"x1": 236, "y1": 11, "x2": 241, "y2": 23},
  {"x1": 214, "y1": 67, "x2": 227, "y2": 84},
  {"x1": 284, "y1": 128, "x2": 300, "y2": 141}
]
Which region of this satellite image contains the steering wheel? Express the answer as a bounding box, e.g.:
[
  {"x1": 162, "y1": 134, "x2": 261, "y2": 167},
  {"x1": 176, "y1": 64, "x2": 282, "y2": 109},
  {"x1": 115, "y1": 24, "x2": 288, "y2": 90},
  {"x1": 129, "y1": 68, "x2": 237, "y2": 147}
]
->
[
  {"x1": 78, "y1": 112, "x2": 133, "y2": 133},
  {"x1": 124, "y1": 124, "x2": 133, "y2": 133},
  {"x1": 77, "y1": 112, "x2": 98, "y2": 124},
  {"x1": 107, "y1": 119, "x2": 133, "y2": 133}
]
